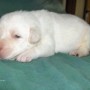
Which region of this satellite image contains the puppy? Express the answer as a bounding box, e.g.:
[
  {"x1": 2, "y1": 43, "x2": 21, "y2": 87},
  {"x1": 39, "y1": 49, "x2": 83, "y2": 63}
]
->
[{"x1": 0, "y1": 10, "x2": 90, "y2": 62}]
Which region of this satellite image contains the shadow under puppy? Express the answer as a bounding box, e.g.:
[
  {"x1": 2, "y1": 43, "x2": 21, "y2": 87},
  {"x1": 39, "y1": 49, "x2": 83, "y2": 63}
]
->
[{"x1": 0, "y1": 10, "x2": 90, "y2": 62}]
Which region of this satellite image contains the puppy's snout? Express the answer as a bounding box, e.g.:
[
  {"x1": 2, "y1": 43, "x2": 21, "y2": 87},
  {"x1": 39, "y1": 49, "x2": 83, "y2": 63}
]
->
[
  {"x1": 0, "y1": 41, "x2": 4, "y2": 50},
  {"x1": 0, "y1": 41, "x2": 10, "y2": 58},
  {"x1": 0, "y1": 46, "x2": 5, "y2": 58},
  {"x1": 0, "y1": 46, "x2": 3, "y2": 51}
]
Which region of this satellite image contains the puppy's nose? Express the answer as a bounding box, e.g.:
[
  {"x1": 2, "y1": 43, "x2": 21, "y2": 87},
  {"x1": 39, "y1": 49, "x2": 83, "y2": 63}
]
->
[
  {"x1": 0, "y1": 42, "x2": 4, "y2": 51},
  {"x1": 0, "y1": 46, "x2": 3, "y2": 51},
  {"x1": 0, "y1": 46, "x2": 3, "y2": 57}
]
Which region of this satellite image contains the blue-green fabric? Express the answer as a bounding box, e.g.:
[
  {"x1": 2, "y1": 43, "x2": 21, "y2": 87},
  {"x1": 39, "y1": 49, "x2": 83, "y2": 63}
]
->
[
  {"x1": 0, "y1": 0, "x2": 65, "y2": 16},
  {"x1": 0, "y1": 53, "x2": 90, "y2": 90}
]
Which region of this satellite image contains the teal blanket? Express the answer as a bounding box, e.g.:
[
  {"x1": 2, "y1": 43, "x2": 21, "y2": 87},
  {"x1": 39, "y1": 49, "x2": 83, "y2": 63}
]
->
[{"x1": 0, "y1": 53, "x2": 90, "y2": 90}]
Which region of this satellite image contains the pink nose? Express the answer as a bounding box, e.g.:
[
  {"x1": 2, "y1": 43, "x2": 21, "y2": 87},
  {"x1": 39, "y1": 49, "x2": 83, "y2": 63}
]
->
[
  {"x1": 0, "y1": 42, "x2": 5, "y2": 58},
  {"x1": 0, "y1": 47, "x2": 4, "y2": 58},
  {"x1": 0, "y1": 40, "x2": 11, "y2": 59},
  {"x1": 0, "y1": 46, "x2": 3, "y2": 51}
]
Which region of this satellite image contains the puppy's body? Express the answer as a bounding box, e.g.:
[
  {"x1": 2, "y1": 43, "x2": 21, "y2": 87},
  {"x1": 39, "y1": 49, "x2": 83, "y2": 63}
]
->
[{"x1": 0, "y1": 10, "x2": 90, "y2": 62}]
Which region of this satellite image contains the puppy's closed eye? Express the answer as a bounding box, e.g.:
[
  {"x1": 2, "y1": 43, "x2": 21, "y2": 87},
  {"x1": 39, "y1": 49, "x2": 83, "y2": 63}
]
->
[
  {"x1": 11, "y1": 31, "x2": 22, "y2": 39},
  {"x1": 14, "y1": 34, "x2": 21, "y2": 39}
]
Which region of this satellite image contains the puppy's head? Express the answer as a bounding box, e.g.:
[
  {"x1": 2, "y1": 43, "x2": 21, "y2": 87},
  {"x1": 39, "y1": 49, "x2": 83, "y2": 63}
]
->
[{"x1": 0, "y1": 11, "x2": 41, "y2": 59}]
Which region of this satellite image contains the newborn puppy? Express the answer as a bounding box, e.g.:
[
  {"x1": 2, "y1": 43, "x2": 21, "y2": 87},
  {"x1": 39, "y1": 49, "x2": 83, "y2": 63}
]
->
[{"x1": 0, "y1": 10, "x2": 90, "y2": 62}]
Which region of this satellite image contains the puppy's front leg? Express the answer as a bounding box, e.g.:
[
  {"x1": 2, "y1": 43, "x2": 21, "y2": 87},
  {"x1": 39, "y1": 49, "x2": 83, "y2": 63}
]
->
[{"x1": 17, "y1": 36, "x2": 55, "y2": 62}]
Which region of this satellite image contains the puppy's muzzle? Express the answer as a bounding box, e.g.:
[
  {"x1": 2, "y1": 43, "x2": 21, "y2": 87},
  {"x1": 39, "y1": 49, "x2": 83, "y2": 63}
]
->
[{"x1": 0, "y1": 40, "x2": 12, "y2": 59}]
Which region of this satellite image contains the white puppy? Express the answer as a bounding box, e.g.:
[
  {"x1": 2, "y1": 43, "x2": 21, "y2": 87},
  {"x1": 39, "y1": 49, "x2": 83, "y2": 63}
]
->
[{"x1": 0, "y1": 10, "x2": 90, "y2": 62}]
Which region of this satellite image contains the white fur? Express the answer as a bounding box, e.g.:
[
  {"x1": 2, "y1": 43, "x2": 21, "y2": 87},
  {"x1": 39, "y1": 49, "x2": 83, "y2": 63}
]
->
[{"x1": 0, "y1": 10, "x2": 90, "y2": 62}]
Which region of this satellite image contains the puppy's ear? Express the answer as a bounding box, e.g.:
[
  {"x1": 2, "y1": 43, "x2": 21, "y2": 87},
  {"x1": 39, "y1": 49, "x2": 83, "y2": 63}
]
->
[{"x1": 29, "y1": 27, "x2": 41, "y2": 44}]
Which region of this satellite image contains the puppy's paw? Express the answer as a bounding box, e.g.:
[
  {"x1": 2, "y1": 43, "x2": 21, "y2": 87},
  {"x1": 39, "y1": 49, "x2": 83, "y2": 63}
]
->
[
  {"x1": 69, "y1": 49, "x2": 89, "y2": 57},
  {"x1": 69, "y1": 50, "x2": 79, "y2": 56},
  {"x1": 16, "y1": 53, "x2": 32, "y2": 62},
  {"x1": 16, "y1": 49, "x2": 35, "y2": 62},
  {"x1": 16, "y1": 55, "x2": 32, "y2": 62}
]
